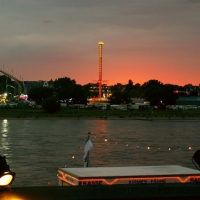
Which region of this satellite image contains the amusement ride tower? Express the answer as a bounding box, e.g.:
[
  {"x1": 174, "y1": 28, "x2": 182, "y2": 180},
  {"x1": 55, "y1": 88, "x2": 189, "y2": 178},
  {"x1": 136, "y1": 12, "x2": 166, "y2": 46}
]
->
[
  {"x1": 98, "y1": 41, "x2": 104, "y2": 98},
  {"x1": 88, "y1": 41, "x2": 111, "y2": 106}
]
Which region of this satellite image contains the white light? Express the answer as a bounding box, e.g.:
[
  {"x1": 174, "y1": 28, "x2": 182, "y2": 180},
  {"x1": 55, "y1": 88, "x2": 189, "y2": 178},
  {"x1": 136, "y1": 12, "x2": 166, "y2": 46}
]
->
[{"x1": 0, "y1": 174, "x2": 13, "y2": 186}]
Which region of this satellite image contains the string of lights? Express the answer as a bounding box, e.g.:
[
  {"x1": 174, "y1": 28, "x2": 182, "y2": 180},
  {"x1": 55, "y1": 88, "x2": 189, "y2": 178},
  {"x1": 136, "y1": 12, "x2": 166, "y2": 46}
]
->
[
  {"x1": 54, "y1": 135, "x2": 200, "y2": 186},
  {"x1": 66, "y1": 135, "x2": 200, "y2": 161}
]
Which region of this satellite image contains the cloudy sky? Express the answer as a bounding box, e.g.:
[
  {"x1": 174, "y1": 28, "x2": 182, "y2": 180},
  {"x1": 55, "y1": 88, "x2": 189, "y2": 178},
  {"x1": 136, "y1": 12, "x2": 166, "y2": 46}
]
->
[{"x1": 0, "y1": 0, "x2": 200, "y2": 86}]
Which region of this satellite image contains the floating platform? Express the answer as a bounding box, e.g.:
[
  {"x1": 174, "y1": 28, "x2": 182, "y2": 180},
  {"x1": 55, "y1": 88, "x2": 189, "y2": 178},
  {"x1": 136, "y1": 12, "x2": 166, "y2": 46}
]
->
[
  {"x1": 57, "y1": 165, "x2": 200, "y2": 186},
  {"x1": 1, "y1": 165, "x2": 200, "y2": 200}
]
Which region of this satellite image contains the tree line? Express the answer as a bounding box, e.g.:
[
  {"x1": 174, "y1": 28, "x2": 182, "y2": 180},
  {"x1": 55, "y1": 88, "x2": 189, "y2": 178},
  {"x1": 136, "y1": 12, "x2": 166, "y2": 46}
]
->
[
  {"x1": 1, "y1": 75, "x2": 199, "y2": 112},
  {"x1": 28, "y1": 77, "x2": 199, "y2": 107}
]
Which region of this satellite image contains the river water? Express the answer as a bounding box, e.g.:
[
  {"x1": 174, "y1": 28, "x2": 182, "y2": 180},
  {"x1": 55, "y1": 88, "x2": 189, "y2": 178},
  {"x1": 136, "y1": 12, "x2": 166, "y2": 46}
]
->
[{"x1": 0, "y1": 119, "x2": 200, "y2": 187}]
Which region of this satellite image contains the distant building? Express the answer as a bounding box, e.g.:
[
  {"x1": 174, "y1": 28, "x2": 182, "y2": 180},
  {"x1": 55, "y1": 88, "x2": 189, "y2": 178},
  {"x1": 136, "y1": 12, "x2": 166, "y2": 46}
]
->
[
  {"x1": 88, "y1": 83, "x2": 111, "y2": 99},
  {"x1": 130, "y1": 98, "x2": 145, "y2": 104},
  {"x1": 176, "y1": 96, "x2": 200, "y2": 106},
  {"x1": 24, "y1": 80, "x2": 54, "y2": 94}
]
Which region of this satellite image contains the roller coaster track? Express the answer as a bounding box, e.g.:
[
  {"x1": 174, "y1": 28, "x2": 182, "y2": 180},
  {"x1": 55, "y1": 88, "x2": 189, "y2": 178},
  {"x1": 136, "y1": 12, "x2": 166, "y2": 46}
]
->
[{"x1": 0, "y1": 68, "x2": 24, "y2": 94}]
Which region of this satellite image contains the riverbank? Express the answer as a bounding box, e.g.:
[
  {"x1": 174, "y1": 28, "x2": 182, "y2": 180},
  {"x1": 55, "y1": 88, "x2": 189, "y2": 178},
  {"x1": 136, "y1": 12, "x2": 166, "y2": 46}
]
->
[{"x1": 0, "y1": 108, "x2": 200, "y2": 120}]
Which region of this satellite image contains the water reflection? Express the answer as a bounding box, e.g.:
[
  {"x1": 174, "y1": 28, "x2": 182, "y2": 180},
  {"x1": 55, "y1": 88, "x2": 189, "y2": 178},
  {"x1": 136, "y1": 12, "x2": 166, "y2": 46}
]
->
[
  {"x1": 93, "y1": 120, "x2": 108, "y2": 134},
  {"x1": 1, "y1": 119, "x2": 8, "y2": 133},
  {"x1": 0, "y1": 119, "x2": 10, "y2": 155}
]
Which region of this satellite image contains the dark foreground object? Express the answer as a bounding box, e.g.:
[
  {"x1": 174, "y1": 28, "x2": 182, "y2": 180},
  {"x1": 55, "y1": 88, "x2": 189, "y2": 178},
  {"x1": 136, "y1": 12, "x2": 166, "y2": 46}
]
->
[{"x1": 1, "y1": 184, "x2": 200, "y2": 200}]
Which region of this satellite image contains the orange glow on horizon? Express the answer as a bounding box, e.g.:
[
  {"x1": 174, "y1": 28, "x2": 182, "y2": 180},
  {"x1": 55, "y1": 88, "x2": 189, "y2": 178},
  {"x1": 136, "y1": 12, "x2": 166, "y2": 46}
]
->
[{"x1": 3, "y1": 45, "x2": 200, "y2": 87}]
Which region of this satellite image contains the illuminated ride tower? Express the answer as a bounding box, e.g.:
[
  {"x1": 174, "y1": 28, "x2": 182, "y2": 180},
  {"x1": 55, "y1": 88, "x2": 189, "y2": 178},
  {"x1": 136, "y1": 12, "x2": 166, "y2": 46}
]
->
[
  {"x1": 87, "y1": 41, "x2": 111, "y2": 106},
  {"x1": 98, "y1": 41, "x2": 104, "y2": 98}
]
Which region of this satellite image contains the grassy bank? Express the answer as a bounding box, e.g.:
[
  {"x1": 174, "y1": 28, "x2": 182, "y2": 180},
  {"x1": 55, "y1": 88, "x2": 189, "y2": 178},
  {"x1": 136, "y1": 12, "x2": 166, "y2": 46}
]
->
[{"x1": 0, "y1": 108, "x2": 200, "y2": 119}]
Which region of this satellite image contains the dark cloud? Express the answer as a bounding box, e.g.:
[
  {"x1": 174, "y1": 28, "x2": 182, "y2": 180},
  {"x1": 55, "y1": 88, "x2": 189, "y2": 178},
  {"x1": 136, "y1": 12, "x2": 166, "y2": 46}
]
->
[{"x1": 0, "y1": 0, "x2": 200, "y2": 85}]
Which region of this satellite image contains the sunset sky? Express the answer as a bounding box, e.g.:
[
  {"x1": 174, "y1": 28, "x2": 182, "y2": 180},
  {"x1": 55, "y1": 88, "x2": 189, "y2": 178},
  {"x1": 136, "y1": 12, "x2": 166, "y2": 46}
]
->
[{"x1": 0, "y1": 0, "x2": 200, "y2": 86}]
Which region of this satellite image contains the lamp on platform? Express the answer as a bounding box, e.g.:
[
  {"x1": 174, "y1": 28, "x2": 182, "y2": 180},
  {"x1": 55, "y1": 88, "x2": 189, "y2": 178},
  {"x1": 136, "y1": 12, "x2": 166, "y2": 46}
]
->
[{"x1": 0, "y1": 155, "x2": 15, "y2": 188}]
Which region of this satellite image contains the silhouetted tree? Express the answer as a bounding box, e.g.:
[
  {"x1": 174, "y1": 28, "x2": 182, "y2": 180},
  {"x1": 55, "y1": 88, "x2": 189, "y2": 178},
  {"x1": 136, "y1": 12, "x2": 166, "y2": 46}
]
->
[
  {"x1": 42, "y1": 96, "x2": 60, "y2": 114},
  {"x1": 72, "y1": 84, "x2": 87, "y2": 104},
  {"x1": 124, "y1": 79, "x2": 134, "y2": 93},
  {"x1": 142, "y1": 79, "x2": 163, "y2": 88},
  {"x1": 28, "y1": 86, "x2": 54, "y2": 104},
  {"x1": 142, "y1": 80, "x2": 163, "y2": 105},
  {"x1": 161, "y1": 84, "x2": 178, "y2": 105},
  {"x1": 144, "y1": 85, "x2": 162, "y2": 106},
  {"x1": 129, "y1": 83, "x2": 143, "y2": 98},
  {"x1": 53, "y1": 77, "x2": 76, "y2": 100},
  {"x1": 110, "y1": 90, "x2": 122, "y2": 104}
]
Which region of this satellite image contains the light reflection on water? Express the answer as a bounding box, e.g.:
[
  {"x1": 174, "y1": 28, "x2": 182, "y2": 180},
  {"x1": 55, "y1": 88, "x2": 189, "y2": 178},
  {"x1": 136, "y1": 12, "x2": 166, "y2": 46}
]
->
[
  {"x1": 1, "y1": 119, "x2": 10, "y2": 154},
  {"x1": 0, "y1": 119, "x2": 200, "y2": 187}
]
